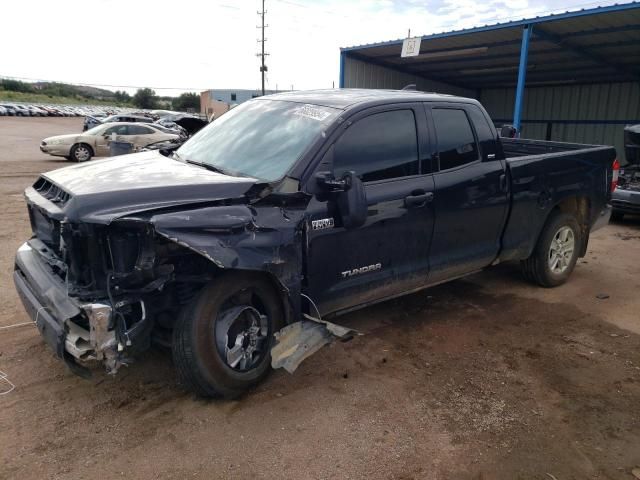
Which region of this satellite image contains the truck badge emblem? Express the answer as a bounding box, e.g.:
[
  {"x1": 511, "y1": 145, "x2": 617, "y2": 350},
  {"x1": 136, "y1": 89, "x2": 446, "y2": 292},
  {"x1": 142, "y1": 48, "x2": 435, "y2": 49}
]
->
[
  {"x1": 341, "y1": 263, "x2": 382, "y2": 278},
  {"x1": 311, "y1": 218, "x2": 334, "y2": 230}
]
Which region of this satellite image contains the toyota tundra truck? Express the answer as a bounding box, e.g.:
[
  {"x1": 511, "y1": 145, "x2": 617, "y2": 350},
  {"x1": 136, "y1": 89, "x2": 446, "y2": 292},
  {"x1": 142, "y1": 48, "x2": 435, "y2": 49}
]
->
[{"x1": 14, "y1": 89, "x2": 618, "y2": 398}]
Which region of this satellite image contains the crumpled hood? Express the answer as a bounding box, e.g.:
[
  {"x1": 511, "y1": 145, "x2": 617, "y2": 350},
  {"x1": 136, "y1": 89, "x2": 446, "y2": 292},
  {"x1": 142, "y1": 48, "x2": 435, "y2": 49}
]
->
[{"x1": 30, "y1": 150, "x2": 258, "y2": 223}]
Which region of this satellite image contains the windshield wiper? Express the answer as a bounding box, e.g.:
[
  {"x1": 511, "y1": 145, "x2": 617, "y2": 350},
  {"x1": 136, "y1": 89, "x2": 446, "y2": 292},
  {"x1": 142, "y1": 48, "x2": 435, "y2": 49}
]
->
[{"x1": 184, "y1": 158, "x2": 229, "y2": 175}]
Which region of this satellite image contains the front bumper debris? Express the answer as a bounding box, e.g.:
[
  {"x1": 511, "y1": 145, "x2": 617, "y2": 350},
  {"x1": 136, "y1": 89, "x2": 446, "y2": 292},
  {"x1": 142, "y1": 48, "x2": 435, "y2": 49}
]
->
[
  {"x1": 271, "y1": 314, "x2": 359, "y2": 373},
  {"x1": 13, "y1": 241, "x2": 125, "y2": 375}
]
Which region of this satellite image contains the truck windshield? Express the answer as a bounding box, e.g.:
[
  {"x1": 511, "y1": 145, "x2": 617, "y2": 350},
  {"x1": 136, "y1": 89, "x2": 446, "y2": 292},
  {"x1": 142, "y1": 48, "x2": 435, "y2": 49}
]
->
[{"x1": 177, "y1": 99, "x2": 340, "y2": 182}]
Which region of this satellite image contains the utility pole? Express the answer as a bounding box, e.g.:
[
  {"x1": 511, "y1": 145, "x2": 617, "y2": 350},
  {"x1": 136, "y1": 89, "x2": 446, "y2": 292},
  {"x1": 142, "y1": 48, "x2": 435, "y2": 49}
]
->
[{"x1": 256, "y1": 0, "x2": 269, "y2": 96}]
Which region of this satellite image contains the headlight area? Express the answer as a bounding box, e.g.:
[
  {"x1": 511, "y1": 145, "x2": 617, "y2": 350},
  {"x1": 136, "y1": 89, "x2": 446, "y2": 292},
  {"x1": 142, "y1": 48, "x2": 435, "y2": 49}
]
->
[{"x1": 62, "y1": 221, "x2": 216, "y2": 374}]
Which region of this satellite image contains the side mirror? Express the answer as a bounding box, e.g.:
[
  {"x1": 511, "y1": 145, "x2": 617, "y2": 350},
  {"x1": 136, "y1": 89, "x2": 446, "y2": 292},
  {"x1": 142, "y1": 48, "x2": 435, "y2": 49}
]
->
[
  {"x1": 315, "y1": 171, "x2": 351, "y2": 192},
  {"x1": 336, "y1": 171, "x2": 367, "y2": 229},
  {"x1": 500, "y1": 124, "x2": 517, "y2": 138}
]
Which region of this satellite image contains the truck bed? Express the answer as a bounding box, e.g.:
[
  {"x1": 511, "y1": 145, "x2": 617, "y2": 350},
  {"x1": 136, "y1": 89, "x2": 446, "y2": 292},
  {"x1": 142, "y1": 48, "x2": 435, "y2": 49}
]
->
[
  {"x1": 498, "y1": 137, "x2": 616, "y2": 263},
  {"x1": 501, "y1": 137, "x2": 603, "y2": 158}
]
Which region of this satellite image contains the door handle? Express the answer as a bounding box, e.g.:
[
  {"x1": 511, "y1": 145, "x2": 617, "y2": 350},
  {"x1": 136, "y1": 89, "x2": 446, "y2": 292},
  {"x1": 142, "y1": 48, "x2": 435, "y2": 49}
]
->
[
  {"x1": 499, "y1": 173, "x2": 507, "y2": 193},
  {"x1": 405, "y1": 191, "x2": 434, "y2": 207}
]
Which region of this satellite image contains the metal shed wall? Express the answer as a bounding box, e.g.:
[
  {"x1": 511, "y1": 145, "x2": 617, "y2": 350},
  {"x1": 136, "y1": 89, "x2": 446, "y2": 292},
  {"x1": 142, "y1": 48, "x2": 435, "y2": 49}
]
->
[
  {"x1": 343, "y1": 57, "x2": 474, "y2": 97},
  {"x1": 480, "y1": 82, "x2": 640, "y2": 158}
]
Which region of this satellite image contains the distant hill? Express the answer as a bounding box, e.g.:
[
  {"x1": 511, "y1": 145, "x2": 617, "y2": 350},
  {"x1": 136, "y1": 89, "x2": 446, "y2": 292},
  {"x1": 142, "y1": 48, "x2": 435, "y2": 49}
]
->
[{"x1": 32, "y1": 82, "x2": 116, "y2": 99}]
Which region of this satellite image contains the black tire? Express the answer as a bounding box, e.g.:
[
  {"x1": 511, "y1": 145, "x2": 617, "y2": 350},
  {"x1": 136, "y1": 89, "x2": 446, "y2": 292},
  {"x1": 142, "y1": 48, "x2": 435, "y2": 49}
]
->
[
  {"x1": 172, "y1": 272, "x2": 284, "y2": 398},
  {"x1": 611, "y1": 211, "x2": 624, "y2": 222},
  {"x1": 70, "y1": 143, "x2": 93, "y2": 162},
  {"x1": 521, "y1": 211, "x2": 581, "y2": 288}
]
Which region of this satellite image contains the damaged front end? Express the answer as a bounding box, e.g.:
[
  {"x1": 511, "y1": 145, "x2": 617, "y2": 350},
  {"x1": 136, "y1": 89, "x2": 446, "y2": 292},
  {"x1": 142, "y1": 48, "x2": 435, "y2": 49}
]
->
[
  {"x1": 15, "y1": 160, "x2": 354, "y2": 380},
  {"x1": 14, "y1": 218, "x2": 179, "y2": 375},
  {"x1": 14, "y1": 170, "x2": 316, "y2": 377}
]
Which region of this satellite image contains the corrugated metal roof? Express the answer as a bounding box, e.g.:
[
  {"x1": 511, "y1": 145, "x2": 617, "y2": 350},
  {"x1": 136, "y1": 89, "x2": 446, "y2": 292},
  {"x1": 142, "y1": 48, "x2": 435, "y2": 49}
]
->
[{"x1": 341, "y1": 2, "x2": 640, "y2": 88}]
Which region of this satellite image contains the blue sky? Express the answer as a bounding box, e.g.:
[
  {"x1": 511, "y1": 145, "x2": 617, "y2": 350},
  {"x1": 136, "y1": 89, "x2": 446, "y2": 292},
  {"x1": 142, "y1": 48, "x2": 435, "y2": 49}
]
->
[{"x1": 0, "y1": 0, "x2": 625, "y2": 95}]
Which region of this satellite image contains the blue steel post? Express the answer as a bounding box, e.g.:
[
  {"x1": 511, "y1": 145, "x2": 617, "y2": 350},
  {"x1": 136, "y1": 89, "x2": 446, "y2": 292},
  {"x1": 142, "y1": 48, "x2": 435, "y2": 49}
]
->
[
  {"x1": 339, "y1": 51, "x2": 346, "y2": 88},
  {"x1": 513, "y1": 24, "x2": 532, "y2": 137}
]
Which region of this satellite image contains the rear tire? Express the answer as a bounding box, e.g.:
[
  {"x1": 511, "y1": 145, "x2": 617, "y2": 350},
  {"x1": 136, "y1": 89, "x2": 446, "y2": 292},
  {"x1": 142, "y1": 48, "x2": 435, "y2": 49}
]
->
[
  {"x1": 70, "y1": 143, "x2": 92, "y2": 162},
  {"x1": 172, "y1": 272, "x2": 284, "y2": 398},
  {"x1": 521, "y1": 211, "x2": 581, "y2": 288}
]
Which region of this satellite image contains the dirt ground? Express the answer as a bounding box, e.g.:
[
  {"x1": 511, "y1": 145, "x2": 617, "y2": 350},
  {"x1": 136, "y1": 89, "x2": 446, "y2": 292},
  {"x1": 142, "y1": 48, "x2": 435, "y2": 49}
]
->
[{"x1": 0, "y1": 117, "x2": 639, "y2": 480}]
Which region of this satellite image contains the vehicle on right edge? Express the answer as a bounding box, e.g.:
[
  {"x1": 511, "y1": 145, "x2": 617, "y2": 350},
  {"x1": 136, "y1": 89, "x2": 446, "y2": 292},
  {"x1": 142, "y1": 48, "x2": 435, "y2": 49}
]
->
[
  {"x1": 611, "y1": 124, "x2": 640, "y2": 220},
  {"x1": 15, "y1": 89, "x2": 618, "y2": 398}
]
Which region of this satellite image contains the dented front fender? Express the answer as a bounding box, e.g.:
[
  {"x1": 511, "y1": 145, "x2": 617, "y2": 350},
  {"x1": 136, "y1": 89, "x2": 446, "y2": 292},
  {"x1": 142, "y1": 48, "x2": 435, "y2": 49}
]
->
[{"x1": 150, "y1": 203, "x2": 306, "y2": 321}]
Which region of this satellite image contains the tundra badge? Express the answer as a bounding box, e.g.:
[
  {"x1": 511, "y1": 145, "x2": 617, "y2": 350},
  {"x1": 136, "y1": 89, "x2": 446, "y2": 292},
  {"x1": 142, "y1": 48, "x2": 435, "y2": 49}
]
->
[{"x1": 341, "y1": 263, "x2": 382, "y2": 278}]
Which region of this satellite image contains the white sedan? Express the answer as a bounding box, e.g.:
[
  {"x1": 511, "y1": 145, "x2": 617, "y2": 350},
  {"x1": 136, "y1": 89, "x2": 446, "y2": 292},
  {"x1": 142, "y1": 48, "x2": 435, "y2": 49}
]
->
[{"x1": 40, "y1": 122, "x2": 180, "y2": 162}]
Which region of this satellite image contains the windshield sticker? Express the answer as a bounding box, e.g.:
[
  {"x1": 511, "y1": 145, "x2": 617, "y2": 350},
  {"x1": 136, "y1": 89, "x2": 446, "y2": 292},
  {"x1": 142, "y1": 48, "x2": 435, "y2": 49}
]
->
[{"x1": 292, "y1": 104, "x2": 333, "y2": 122}]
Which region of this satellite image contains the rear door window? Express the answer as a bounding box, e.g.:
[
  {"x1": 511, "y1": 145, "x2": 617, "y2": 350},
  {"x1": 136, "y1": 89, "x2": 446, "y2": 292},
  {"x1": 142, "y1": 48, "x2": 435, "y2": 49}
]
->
[
  {"x1": 466, "y1": 105, "x2": 499, "y2": 160},
  {"x1": 129, "y1": 125, "x2": 154, "y2": 135},
  {"x1": 103, "y1": 124, "x2": 129, "y2": 135},
  {"x1": 334, "y1": 110, "x2": 419, "y2": 182},
  {"x1": 432, "y1": 108, "x2": 479, "y2": 170}
]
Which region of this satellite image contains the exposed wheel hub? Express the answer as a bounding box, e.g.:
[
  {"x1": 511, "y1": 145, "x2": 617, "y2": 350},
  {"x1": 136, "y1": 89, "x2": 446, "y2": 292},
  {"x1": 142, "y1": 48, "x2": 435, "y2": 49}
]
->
[{"x1": 215, "y1": 305, "x2": 268, "y2": 371}]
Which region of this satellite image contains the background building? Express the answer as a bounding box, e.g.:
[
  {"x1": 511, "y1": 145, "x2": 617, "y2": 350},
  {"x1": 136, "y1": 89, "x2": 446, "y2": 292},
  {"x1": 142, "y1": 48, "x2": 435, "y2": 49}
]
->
[
  {"x1": 200, "y1": 89, "x2": 279, "y2": 119},
  {"x1": 339, "y1": 3, "x2": 640, "y2": 156}
]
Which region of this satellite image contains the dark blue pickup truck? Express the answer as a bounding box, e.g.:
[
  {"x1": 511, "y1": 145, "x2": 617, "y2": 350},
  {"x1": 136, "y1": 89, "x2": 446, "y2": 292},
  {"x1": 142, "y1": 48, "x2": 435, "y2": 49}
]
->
[{"x1": 14, "y1": 89, "x2": 617, "y2": 398}]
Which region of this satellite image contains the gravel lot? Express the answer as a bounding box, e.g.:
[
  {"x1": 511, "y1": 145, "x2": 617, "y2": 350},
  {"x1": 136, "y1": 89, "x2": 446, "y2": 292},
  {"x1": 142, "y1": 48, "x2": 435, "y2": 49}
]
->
[{"x1": 1, "y1": 117, "x2": 639, "y2": 479}]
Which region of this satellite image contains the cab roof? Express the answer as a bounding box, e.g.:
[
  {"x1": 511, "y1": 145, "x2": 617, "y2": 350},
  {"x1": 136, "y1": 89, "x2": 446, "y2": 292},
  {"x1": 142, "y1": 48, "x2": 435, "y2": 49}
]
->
[{"x1": 261, "y1": 88, "x2": 470, "y2": 109}]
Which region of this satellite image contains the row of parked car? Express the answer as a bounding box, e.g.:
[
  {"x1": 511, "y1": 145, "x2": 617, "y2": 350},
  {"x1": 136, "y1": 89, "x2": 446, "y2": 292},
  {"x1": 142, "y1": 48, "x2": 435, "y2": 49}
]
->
[{"x1": 0, "y1": 102, "x2": 129, "y2": 118}]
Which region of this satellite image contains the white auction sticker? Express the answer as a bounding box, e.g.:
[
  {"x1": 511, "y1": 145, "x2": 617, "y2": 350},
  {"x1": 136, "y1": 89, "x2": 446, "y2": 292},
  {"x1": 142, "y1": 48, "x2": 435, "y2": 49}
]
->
[{"x1": 293, "y1": 104, "x2": 333, "y2": 122}]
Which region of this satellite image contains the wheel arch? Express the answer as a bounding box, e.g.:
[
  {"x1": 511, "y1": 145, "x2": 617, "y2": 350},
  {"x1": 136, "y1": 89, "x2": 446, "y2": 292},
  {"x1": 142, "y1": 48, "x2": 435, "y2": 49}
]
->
[
  {"x1": 549, "y1": 195, "x2": 591, "y2": 257},
  {"x1": 157, "y1": 232, "x2": 299, "y2": 327},
  {"x1": 214, "y1": 268, "x2": 295, "y2": 327}
]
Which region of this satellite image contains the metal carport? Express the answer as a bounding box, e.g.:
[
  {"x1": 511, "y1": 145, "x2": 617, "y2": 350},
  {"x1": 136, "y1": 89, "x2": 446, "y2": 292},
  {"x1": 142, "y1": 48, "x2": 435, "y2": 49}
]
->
[{"x1": 339, "y1": 2, "x2": 640, "y2": 157}]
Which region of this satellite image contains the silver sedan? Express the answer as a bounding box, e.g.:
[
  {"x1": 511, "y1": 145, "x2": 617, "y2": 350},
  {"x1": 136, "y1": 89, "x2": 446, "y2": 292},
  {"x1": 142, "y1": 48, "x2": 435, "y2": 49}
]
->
[{"x1": 40, "y1": 122, "x2": 180, "y2": 162}]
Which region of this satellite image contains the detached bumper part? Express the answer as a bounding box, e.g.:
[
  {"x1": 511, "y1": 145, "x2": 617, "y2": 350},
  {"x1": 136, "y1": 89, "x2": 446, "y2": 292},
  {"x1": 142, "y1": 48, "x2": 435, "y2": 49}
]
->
[
  {"x1": 13, "y1": 242, "x2": 125, "y2": 375},
  {"x1": 271, "y1": 314, "x2": 358, "y2": 373}
]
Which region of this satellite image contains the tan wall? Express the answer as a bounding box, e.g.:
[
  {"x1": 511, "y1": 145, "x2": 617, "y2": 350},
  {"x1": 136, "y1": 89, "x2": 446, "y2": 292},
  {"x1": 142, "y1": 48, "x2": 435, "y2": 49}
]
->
[{"x1": 200, "y1": 91, "x2": 231, "y2": 121}]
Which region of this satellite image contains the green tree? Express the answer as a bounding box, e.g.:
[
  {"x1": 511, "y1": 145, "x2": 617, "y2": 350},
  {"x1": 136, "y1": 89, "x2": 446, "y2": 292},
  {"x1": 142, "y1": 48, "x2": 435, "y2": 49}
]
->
[
  {"x1": 114, "y1": 90, "x2": 131, "y2": 103},
  {"x1": 132, "y1": 88, "x2": 158, "y2": 109},
  {"x1": 1, "y1": 79, "x2": 34, "y2": 93},
  {"x1": 172, "y1": 92, "x2": 200, "y2": 112}
]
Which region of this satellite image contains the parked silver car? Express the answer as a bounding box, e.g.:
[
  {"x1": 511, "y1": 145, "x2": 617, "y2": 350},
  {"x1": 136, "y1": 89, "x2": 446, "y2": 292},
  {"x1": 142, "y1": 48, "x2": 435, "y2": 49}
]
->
[{"x1": 40, "y1": 122, "x2": 180, "y2": 162}]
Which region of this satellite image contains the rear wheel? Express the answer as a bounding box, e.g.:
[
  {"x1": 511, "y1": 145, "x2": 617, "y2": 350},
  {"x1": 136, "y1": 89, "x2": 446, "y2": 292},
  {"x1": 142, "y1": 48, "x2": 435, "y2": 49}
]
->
[
  {"x1": 521, "y1": 212, "x2": 581, "y2": 287},
  {"x1": 172, "y1": 272, "x2": 284, "y2": 398},
  {"x1": 70, "y1": 143, "x2": 92, "y2": 162}
]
